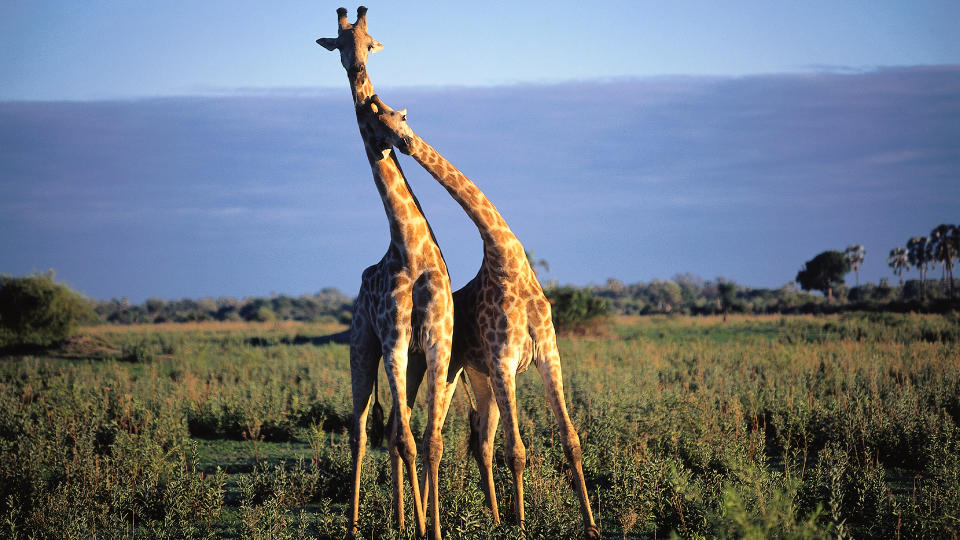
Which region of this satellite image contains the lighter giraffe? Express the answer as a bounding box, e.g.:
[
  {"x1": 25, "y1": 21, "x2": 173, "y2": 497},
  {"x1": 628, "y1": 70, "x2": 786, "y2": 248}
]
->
[
  {"x1": 373, "y1": 99, "x2": 601, "y2": 538},
  {"x1": 316, "y1": 7, "x2": 457, "y2": 539}
]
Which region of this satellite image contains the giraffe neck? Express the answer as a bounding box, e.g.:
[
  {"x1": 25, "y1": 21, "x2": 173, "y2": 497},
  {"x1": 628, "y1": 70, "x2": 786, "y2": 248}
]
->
[
  {"x1": 347, "y1": 68, "x2": 440, "y2": 260},
  {"x1": 370, "y1": 151, "x2": 439, "y2": 257},
  {"x1": 405, "y1": 134, "x2": 523, "y2": 267},
  {"x1": 347, "y1": 67, "x2": 376, "y2": 107}
]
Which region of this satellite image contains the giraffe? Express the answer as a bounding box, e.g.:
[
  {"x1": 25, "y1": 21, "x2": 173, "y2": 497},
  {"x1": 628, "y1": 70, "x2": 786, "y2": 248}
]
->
[
  {"x1": 316, "y1": 8, "x2": 457, "y2": 539},
  {"x1": 372, "y1": 98, "x2": 601, "y2": 538}
]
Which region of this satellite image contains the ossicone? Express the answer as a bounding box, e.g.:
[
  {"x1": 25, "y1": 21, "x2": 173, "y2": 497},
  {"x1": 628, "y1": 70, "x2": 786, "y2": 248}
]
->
[{"x1": 356, "y1": 6, "x2": 368, "y2": 29}]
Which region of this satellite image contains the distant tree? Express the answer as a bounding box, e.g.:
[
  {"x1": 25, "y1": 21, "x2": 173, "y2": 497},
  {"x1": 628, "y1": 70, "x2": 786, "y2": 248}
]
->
[
  {"x1": 907, "y1": 236, "x2": 933, "y2": 297},
  {"x1": 604, "y1": 278, "x2": 625, "y2": 296},
  {"x1": 717, "y1": 280, "x2": 737, "y2": 322},
  {"x1": 646, "y1": 280, "x2": 683, "y2": 312},
  {"x1": 196, "y1": 298, "x2": 218, "y2": 318},
  {"x1": 844, "y1": 244, "x2": 866, "y2": 286},
  {"x1": 887, "y1": 247, "x2": 910, "y2": 285},
  {"x1": 673, "y1": 273, "x2": 704, "y2": 308},
  {"x1": 930, "y1": 224, "x2": 958, "y2": 296},
  {"x1": 145, "y1": 297, "x2": 167, "y2": 314},
  {"x1": 795, "y1": 250, "x2": 849, "y2": 301},
  {"x1": 0, "y1": 271, "x2": 95, "y2": 348}
]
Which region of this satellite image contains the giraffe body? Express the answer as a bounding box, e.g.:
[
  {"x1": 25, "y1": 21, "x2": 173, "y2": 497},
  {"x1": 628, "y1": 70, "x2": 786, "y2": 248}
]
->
[
  {"x1": 374, "y1": 102, "x2": 600, "y2": 538},
  {"x1": 317, "y1": 8, "x2": 457, "y2": 539}
]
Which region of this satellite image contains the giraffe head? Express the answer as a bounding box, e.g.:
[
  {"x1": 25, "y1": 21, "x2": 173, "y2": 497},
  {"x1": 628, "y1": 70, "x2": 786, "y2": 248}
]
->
[
  {"x1": 316, "y1": 7, "x2": 384, "y2": 75},
  {"x1": 369, "y1": 96, "x2": 415, "y2": 155}
]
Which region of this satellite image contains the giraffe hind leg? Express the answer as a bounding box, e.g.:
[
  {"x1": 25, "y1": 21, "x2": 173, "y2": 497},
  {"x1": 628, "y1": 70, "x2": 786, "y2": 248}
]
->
[
  {"x1": 535, "y1": 344, "x2": 599, "y2": 539},
  {"x1": 489, "y1": 357, "x2": 527, "y2": 531},
  {"x1": 347, "y1": 340, "x2": 379, "y2": 538},
  {"x1": 464, "y1": 365, "x2": 502, "y2": 524},
  {"x1": 420, "y1": 340, "x2": 456, "y2": 540}
]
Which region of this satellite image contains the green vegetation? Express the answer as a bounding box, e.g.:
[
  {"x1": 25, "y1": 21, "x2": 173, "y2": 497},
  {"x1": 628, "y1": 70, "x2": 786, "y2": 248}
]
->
[
  {"x1": 0, "y1": 271, "x2": 95, "y2": 349},
  {"x1": 1, "y1": 314, "x2": 958, "y2": 538},
  {"x1": 593, "y1": 274, "x2": 960, "y2": 317},
  {"x1": 545, "y1": 286, "x2": 610, "y2": 335},
  {"x1": 94, "y1": 288, "x2": 353, "y2": 325}
]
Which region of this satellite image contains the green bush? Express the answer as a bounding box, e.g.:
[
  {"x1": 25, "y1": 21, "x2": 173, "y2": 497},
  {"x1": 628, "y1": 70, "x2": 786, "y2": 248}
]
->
[
  {"x1": 546, "y1": 286, "x2": 609, "y2": 335},
  {"x1": 0, "y1": 271, "x2": 95, "y2": 348}
]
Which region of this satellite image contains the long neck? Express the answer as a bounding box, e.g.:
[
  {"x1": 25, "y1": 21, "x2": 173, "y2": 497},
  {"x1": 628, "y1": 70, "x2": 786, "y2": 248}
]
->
[
  {"x1": 405, "y1": 134, "x2": 524, "y2": 266},
  {"x1": 348, "y1": 67, "x2": 438, "y2": 257},
  {"x1": 368, "y1": 151, "x2": 437, "y2": 256},
  {"x1": 347, "y1": 67, "x2": 376, "y2": 106}
]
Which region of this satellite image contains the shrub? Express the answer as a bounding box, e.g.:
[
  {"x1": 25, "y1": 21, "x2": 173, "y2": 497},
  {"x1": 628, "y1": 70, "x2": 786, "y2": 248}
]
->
[
  {"x1": 0, "y1": 271, "x2": 95, "y2": 348},
  {"x1": 546, "y1": 286, "x2": 609, "y2": 335}
]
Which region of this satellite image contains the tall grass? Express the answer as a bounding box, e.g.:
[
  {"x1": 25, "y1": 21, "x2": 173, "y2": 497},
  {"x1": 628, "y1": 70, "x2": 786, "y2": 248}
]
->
[{"x1": 1, "y1": 314, "x2": 957, "y2": 538}]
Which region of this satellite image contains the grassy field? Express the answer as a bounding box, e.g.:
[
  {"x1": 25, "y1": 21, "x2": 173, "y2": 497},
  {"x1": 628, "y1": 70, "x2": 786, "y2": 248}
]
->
[{"x1": 1, "y1": 313, "x2": 958, "y2": 538}]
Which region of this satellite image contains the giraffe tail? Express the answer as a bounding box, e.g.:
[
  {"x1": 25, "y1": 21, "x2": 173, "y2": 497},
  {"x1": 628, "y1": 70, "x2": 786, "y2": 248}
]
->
[
  {"x1": 459, "y1": 370, "x2": 481, "y2": 459},
  {"x1": 369, "y1": 374, "x2": 385, "y2": 448}
]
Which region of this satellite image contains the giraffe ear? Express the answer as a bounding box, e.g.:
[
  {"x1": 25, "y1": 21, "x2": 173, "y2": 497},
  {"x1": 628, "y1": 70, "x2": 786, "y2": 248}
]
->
[
  {"x1": 370, "y1": 40, "x2": 384, "y2": 53},
  {"x1": 316, "y1": 37, "x2": 338, "y2": 51}
]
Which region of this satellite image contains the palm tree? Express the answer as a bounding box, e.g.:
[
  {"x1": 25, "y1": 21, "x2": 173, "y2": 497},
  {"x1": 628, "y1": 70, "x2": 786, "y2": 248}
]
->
[
  {"x1": 931, "y1": 224, "x2": 958, "y2": 296},
  {"x1": 844, "y1": 244, "x2": 866, "y2": 286},
  {"x1": 887, "y1": 247, "x2": 910, "y2": 285},
  {"x1": 907, "y1": 236, "x2": 933, "y2": 297}
]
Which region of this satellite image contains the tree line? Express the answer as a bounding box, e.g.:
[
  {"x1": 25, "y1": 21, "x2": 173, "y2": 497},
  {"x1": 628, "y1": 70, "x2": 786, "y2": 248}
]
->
[
  {"x1": 795, "y1": 223, "x2": 958, "y2": 303},
  {"x1": 2, "y1": 223, "x2": 957, "y2": 348},
  {"x1": 93, "y1": 289, "x2": 355, "y2": 325},
  {"x1": 888, "y1": 223, "x2": 958, "y2": 297}
]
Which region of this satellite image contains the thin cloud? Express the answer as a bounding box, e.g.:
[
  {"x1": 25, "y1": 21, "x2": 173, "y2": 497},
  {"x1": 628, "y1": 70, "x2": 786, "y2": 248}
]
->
[{"x1": 1, "y1": 66, "x2": 957, "y2": 300}]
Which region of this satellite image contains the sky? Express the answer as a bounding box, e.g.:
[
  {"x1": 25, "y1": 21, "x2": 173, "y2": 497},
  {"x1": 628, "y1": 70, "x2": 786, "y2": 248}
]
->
[{"x1": 2, "y1": 2, "x2": 959, "y2": 302}]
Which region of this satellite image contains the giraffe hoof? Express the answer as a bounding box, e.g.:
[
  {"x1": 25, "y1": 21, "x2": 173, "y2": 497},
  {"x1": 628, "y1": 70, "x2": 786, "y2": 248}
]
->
[{"x1": 585, "y1": 525, "x2": 601, "y2": 539}]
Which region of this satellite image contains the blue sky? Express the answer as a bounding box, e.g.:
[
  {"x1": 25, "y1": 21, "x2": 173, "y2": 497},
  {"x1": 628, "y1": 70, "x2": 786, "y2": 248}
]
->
[
  {"x1": 3, "y1": 1, "x2": 959, "y2": 100},
  {"x1": 2, "y1": 3, "x2": 959, "y2": 301}
]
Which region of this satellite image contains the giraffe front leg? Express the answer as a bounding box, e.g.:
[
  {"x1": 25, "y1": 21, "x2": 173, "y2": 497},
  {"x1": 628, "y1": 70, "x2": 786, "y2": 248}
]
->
[
  {"x1": 464, "y1": 365, "x2": 502, "y2": 524},
  {"x1": 383, "y1": 344, "x2": 427, "y2": 537},
  {"x1": 421, "y1": 338, "x2": 456, "y2": 540},
  {"x1": 536, "y1": 345, "x2": 599, "y2": 539},
  {"x1": 393, "y1": 353, "x2": 426, "y2": 532}
]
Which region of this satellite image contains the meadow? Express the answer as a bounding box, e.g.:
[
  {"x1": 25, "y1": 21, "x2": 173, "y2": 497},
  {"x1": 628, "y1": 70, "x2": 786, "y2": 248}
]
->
[{"x1": 1, "y1": 313, "x2": 958, "y2": 538}]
